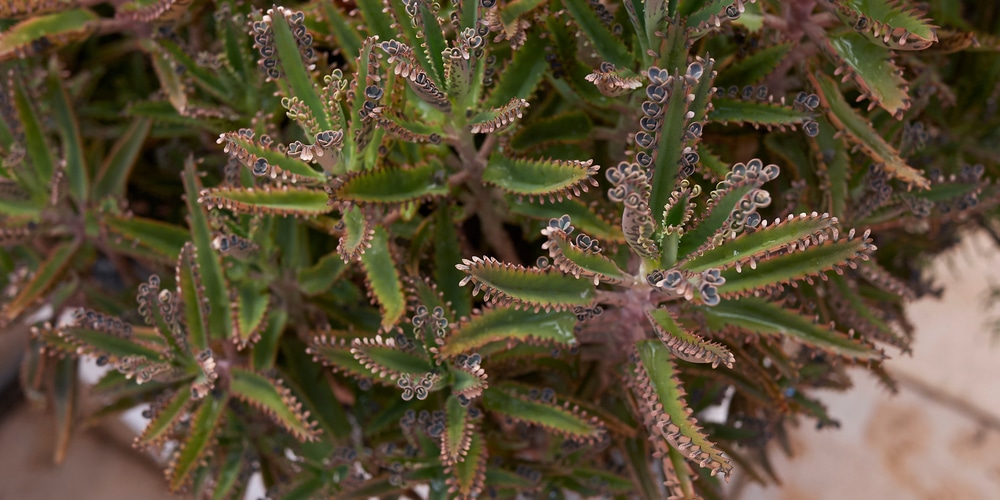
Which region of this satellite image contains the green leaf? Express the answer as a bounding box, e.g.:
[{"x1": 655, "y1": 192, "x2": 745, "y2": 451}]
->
[
  {"x1": 337, "y1": 205, "x2": 374, "y2": 263},
  {"x1": 541, "y1": 226, "x2": 628, "y2": 285},
  {"x1": 136, "y1": 388, "x2": 193, "y2": 448},
  {"x1": 718, "y1": 234, "x2": 875, "y2": 298},
  {"x1": 563, "y1": 0, "x2": 632, "y2": 67},
  {"x1": 0, "y1": 9, "x2": 97, "y2": 62},
  {"x1": 156, "y1": 37, "x2": 231, "y2": 103},
  {"x1": 230, "y1": 368, "x2": 319, "y2": 442},
  {"x1": 508, "y1": 197, "x2": 624, "y2": 243},
  {"x1": 510, "y1": 111, "x2": 593, "y2": 151},
  {"x1": 217, "y1": 131, "x2": 325, "y2": 183},
  {"x1": 828, "y1": 0, "x2": 937, "y2": 50},
  {"x1": 309, "y1": 334, "x2": 395, "y2": 385},
  {"x1": 447, "y1": 428, "x2": 488, "y2": 499},
  {"x1": 440, "y1": 308, "x2": 578, "y2": 358},
  {"x1": 11, "y1": 71, "x2": 56, "y2": 189},
  {"x1": 645, "y1": 308, "x2": 734, "y2": 368},
  {"x1": 442, "y1": 395, "x2": 474, "y2": 465},
  {"x1": 433, "y1": 208, "x2": 471, "y2": 319},
  {"x1": 351, "y1": 335, "x2": 435, "y2": 377},
  {"x1": 483, "y1": 155, "x2": 599, "y2": 202},
  {"x1": 103, "y1": 214, "x2": 188, "y2": 262},
  {"x1": 681, "y1": 212, "x2": 839, "y2": 272},
  {"x1": 0, "y1": 241, "x2": 76, "y2": 325},
  {"x1": 810, "y1": 116, "x2": 850, "y2": 218},
  {"x1": 482, "y1": 383, "x2": 606, "y2": 443},
  {"x1": 415, "y1": 1, "x2": 447, "y2": 87},
  {"x1": 810, "y1": 72, "x2": 929, "y2": 189},
  {"x1": 166, "y1": 392, "x2": 228, "y2": 492},
  {"x1": 632, "y1": 339, "x2": 732, "y2": 478},
  {"x1": 233, "y1": 282, "x2": 270, "y2": 346},
  {"x1": 269, "y1": 6, "x2": 333, "y2": 131},
  {"x1": 328, "y1": 163, "x2": 448, "y2": 207},
  {"x1": 701, "y1": 298, "x2": 884, "y2": 360},
  {"x1": 456, "y1": 256, "x2": 596, "y2": 311},
  {"x1": 199, "y1": 185, "x2": 331, "y2": 217},
  {"x1": 280, "y1": 337, "x2": 350, "y2": 438},
  {"x1": 319, "y1": 1, "x2": 362, "y2": 62},
  {"x1": 676, "y1": 182, "x2": 760, "y2": 260},
  {"x1": 717, "y1": 43, "x2": 793, "y2": 87},
  {"x1": 46, "y1": 60, "x2": 87, "y2": 204},
  {"x1": 485, "y1": 33, "x2": 547, "y2": 108},
  {"x1": 92, "y1": 117, "x2": 152, "y2": 200},
  {"x1": 57, "y1": 326, "x2": 165, "y2": 361},
  {"x1": 253, "y1": 309, "x2": 287, "y2": 371},
  {"x1": 828, "y1": 31, "x2": 910, "y2": 118},
  {"x1": 183, "y1": 158, "x2": 232, "y2": 342},
  {"x1": 359, "y1": 226, "x2": 406, "y2": 330},
  {"x1": 146, "y1": 39, "x2": 188, "y2": 114},
  {"x1": 709, "y1": 98, "x2": 813, "y2": 129},
  {"x1": 297, "y1": 250, "x2": 347, "y2": 296},
  {"x1": 211, "y1": 445, "x2": 247, "y2": 500},
  {"x1": 176, "y1": 244, "x2": 209, "y2": 352}
]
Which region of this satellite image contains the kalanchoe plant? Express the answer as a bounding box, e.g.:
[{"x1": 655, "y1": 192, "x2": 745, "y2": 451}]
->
[{"x1": 4, "y1": 0, "x2": 1000, "y2": 499}]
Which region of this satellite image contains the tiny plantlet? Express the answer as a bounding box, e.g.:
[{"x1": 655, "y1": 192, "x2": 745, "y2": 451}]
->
[{"x1": 1, "y1": 0, "x2": 999, "y2": 498}]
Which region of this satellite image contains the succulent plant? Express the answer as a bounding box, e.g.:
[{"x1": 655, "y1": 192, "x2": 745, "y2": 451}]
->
[{"x1": 3, "y1": 0, "x2": 1000, "y2": 498}]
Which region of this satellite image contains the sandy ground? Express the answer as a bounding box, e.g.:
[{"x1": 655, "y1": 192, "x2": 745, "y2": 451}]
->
[{"x1": 1, "y1": 232, "x2": 999, "y2": 499}]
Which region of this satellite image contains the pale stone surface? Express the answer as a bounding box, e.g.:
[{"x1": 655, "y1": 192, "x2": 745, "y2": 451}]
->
[
  {"x1": 740, "y1": 231, "x2": 1000, "y2": 500},
  {"x1": 0, "y1": 405, "x2": 174, "y2": 500}
]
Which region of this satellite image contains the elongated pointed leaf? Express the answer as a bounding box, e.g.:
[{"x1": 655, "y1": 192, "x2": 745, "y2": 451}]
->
[
  {"x1": 199, "y1": 185, "x2": 331, "y2": 217},
  {"x1": 103, "y1": 214, "x2": 188, "y2": 262},
  {"x1": 297, "y1": 251, "x2": 347, "y2": 296},
  {"x1": 280, "y1": 337, "x2": 350, "y2": 438},
  {"x1": 632, "y1": 340, "x2": 731, "y2": 478},
  {"x1": 446, "y1": 428, "x2": 488, "y2": 499},
  {"x1": 434, "y1": 207, "x2": 471, "y2": 319},
  {"x1": 232, "y1": 282, "x2": 270, "y2": 347},
  {"x1": 483, "y1": 155, "x2": 600, "y2": 203},
  {"x1": 702, "y1": 298, "x2": 883, "y2": 360},
  {"x1": 166, "y1": 392, "x2": 228, "y2": 492},
  {"x1": 183, "y1": 158, "x2": 232, "y2": 341},
  {"x1": 136, "y1": 388, "x2": 193, "y2": 448},
  {"x1": 268, "y1": 6, "x2": 333, "y2": 131},
  {"x1": 827, "y1": 0, "x2": 937, "y2": 50},
  {"x1": 482, "y1": 383, "x2": 606, "y2": 443},
  {"x1": 176, "y1": 243, "x2": 209, "y2": 351},
  {"x1": 230, "y1": 368, "x2": 319, "y2": 442},
  {"x1": 810, "y1": 72, "x2": 928, "y2": 189},
  {"x1": 541, "y1": 226, "x2": 628, "y2": 285},
  {"x1": 218, "y1": 131, "x2": 325, "y2": 183},
  {"x1": 0, "y1": 9, "x2": 97, "y2": 62},
  {"x1": 717, "y1": 43, "x2": 794, "y2": 87},
  {"x1": 709, "y1": 98, "x2": 813, "y2": 129},
  {"x1": 46, "y1": 60, "x2": 87, "y2": 204},
  {"x1": 681, "y1": 212, "x2": 839, "y2": 272},
  {"x1": 442, "y1": 395, "x2": 475, "y2": 465},
  {"x1": 0, "y1": 241, "x2": 76, "y2": 325},
  {"x1": 350, "y1": 334, "x2": 434, "y2": 378},
  {"x1": 327, "y1": 163, "x2": 448, "y2": 207},
  {"x1": 456, "y1": 256, "x2": 596, "y2": 311},
  {"x1": 563, "y1": 0, "x2": 632, "y2": 67},
  {"x1": 359, "y1": 226, "x2": 406, "y2": 330},
  {"x1": 441, "y1": 308, "x2": 578, "y2": 358},
  {"x1": 485, "y1": 33, "x2": 547, "y2": 108},
  {"x1": 309, "y1": 334, "x2": 395, "y2": 386},
  {"x1": 11, "y1": 71, "x2": 56, "y2": 188},
  {"x1": 718, "y1": 233, "x2": 874, "y2": 297},
  {"x1": 828, "y1": 32, "x2": 909, "y2": 118},
  {"x1": 510, "y1": 111, "x2": 593, "y2": 151},
  {"x1": 646, "y1": 308, "x2": 734, "y2": 368},
  {"x1": 508, "y1": 197, "x2": 624, "y2": 243},
  {"x1": 92, "y1": 117, "x2": 152, "y2": 200},
  {"x1": 57, "y1": 326, "x2": 164, "y2": 361}
]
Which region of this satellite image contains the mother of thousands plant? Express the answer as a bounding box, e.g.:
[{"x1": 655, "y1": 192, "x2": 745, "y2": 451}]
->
[{"x1": 2, "y1": 0, "x2": 999, "y2": 498}]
